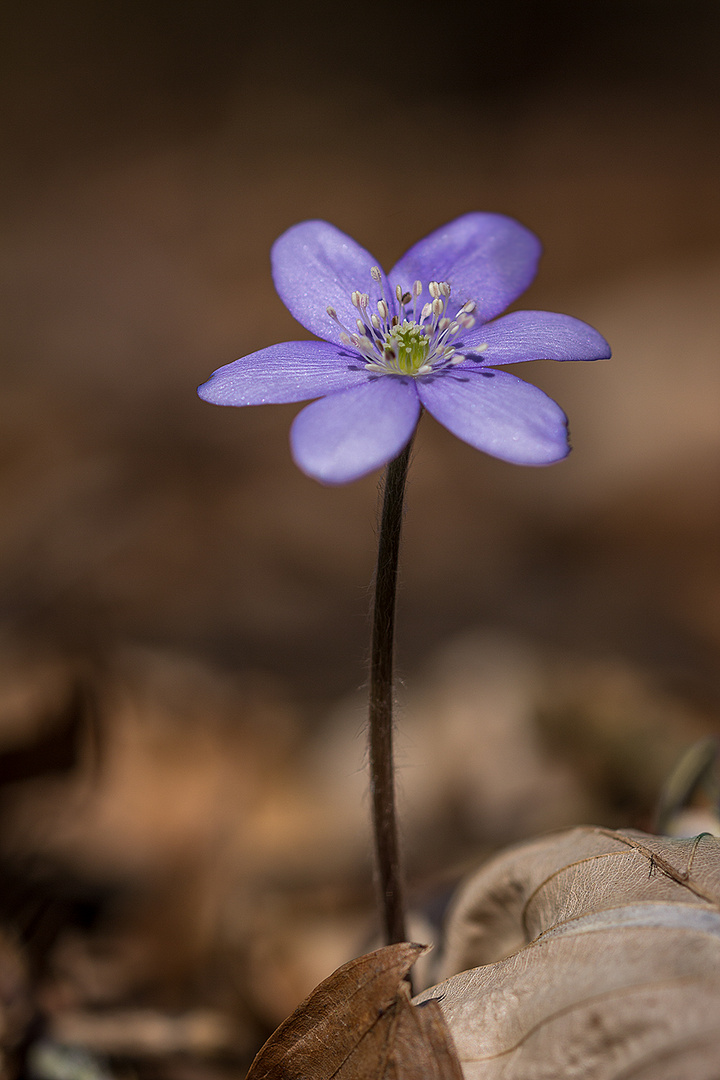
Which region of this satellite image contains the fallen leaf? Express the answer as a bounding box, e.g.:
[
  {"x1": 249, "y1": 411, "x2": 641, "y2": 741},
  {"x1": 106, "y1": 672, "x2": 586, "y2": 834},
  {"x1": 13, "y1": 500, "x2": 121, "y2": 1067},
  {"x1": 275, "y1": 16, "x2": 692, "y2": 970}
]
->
[
  {"x1": 246, "y1": 942, "x2": 463, "y2": 1080},
  {"x1": 417, "y1": 827, "x2": 720, "y2": 1078},
  {"x1": 438, "y1": 826, "x2": 720, "y2": 974}
]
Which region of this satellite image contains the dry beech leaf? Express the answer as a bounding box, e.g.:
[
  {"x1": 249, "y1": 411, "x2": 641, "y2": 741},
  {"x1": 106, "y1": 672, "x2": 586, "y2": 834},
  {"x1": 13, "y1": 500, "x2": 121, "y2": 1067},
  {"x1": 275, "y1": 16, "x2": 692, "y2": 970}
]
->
[
  {"x1": 416, "y1": 827, "x2": 720, "y2": 1079},
  {"x1": 246, "y1": 941, "x2": 463, "y2": 1080}
]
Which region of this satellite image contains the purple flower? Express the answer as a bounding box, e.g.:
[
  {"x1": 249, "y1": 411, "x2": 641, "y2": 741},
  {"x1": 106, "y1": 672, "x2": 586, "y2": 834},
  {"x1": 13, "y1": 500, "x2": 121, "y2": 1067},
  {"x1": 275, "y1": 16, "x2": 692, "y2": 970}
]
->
[{"x1": 198, "y1": 214, "x2": 610, "y2": 484}]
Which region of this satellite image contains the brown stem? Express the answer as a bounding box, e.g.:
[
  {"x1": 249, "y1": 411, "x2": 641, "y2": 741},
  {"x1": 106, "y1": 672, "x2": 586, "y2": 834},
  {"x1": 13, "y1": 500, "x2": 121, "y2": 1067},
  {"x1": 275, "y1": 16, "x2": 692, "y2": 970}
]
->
[{"x1": 368, "y1": 433, "x2": 415, "y2": 946}]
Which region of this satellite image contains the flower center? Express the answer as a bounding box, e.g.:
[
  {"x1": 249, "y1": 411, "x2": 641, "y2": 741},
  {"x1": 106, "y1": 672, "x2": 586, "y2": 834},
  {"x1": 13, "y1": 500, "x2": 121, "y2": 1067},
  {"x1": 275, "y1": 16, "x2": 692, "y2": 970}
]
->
[
  {"x1": 326, "y1": 269, "x2": 479, "y2": 377},
  {"x1": 387, "y1": 322, "x2": 430, "y2": 376}
]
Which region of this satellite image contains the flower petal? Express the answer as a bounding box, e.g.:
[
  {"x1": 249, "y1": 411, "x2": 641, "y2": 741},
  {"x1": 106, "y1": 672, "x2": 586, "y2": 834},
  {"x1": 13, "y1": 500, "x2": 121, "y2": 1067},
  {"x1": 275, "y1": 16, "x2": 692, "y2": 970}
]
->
[
  {"x1": 197, "y1": 340, "x2": 371, "y2": 406},
  {"x1": 460, "y1": 310, "x2": 612, "y2": 364},
  {"x1": 390, "y1": 213, "x2": 542, "y2": 324},
  {"x1": 271, "y1": 220, "x2": 394, "y2": 346},
  {"x1": 291, "y1": 377, "x2": 420, "y2": 484},
  {"x1": 417, "y1": 368, "x2": 569, "y2": 465}
]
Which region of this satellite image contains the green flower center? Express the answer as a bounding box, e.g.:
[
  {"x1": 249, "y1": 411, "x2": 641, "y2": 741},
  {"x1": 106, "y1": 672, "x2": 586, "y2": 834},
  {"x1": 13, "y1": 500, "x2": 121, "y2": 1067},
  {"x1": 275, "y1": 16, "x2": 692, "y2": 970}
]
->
[{"x1": 385, "y1": 322, "x2": 430, "y2": 376}]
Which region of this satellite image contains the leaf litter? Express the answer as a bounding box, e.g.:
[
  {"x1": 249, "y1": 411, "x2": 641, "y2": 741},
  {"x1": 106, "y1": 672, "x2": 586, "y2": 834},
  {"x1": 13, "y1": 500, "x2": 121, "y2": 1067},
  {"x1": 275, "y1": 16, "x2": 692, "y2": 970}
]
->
[
  {"x1": 245, "y1": 942, "x2": 462, "y2": 1080},
  {"x1": 416, "y1": 826, "x2": 720, "y2": 1079}
]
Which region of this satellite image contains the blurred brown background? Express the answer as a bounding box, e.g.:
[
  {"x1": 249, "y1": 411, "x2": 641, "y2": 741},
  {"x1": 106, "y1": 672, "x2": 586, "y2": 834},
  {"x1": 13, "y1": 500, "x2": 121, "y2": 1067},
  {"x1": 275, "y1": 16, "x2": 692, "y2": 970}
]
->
[{"x1": 0, "y1": 1, "x2": 719, "y2": 1075}]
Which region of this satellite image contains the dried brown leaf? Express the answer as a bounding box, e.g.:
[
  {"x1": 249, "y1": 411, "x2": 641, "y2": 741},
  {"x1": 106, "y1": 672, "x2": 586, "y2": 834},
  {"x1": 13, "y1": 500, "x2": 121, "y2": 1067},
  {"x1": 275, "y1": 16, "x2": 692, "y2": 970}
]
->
[
  {"x1": 439, "y1": 826, "x2": 720, "y2": 974},
  {"x1": 417, "y1": 828, "x2": 720, "y2": 1078},
  {"x1": 246, "y1": 942, "x2": 463, "y2": 1080}
]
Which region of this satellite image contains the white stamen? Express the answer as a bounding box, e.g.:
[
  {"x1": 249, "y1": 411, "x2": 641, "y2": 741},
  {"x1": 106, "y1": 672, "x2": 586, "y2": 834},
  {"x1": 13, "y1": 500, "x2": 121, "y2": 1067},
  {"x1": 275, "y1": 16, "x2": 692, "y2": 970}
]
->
[{"x1": 330, "y1": 269, "x2": 481, "y2": 378}]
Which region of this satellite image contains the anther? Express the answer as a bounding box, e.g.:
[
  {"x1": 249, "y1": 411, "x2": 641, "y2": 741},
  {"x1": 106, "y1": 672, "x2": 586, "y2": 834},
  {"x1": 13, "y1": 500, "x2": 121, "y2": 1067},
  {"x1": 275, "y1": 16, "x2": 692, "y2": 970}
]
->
[{"x1": 333, "y1": 270, "x2": 480, "y2": 378}]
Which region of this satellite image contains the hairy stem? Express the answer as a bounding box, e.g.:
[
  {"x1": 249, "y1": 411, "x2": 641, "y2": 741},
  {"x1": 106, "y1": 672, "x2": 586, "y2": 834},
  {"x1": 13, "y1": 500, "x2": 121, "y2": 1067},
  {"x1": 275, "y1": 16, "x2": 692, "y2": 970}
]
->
[{"x1": 369, "y1": 434, "x2": 414, "y2": 946}]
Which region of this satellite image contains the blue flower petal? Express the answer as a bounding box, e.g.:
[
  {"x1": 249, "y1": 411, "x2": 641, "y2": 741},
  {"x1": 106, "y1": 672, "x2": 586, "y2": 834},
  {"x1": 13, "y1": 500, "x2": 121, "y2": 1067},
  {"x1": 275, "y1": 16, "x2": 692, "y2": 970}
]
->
[
  {"x1": 389, "y1": 213, "x2": 542, "y2": 324},
  {"x1": 417, "y1": 367, "x2": 570, "y2": 465},
  {"x1": 272, "y1": 221, "x2": 394, "y2": 347},
  {"x1": 198, "y1": 340, "x2": 371, "y2": 405},
  {"x1": 290, "y1": 377, "x2": 421, "y2": 484},
  {"x1": 460, "y1": 310, "x2": 612, "y2": 364}
]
